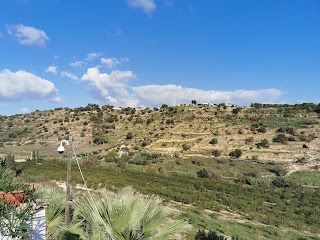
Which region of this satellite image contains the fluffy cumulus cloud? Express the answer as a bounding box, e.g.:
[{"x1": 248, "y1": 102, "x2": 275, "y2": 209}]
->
[
  {"x1": 45, "y1": 66, "x2": 57, "y2": 75},
  {"x1": 127, "y1": 0, "x2": 156, "y2": 14},
  {"x1": 81, "y1": 67, "x2": 138, "y2": 106},
  {"x1": 133, "y1": 85, "x2": 283, "y2": 106},
  {"x1": 79, "y1": 67, "x2": 282, "y2": 107},
  {"x1": 6, "y1": 24, "x2": 49, "y2": 47},
  {"x1": 0, "y1": 69, "x2": 60, "y2": 102}
]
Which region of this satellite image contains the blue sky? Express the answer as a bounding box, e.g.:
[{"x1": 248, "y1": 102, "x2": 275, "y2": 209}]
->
[{"x1": 0, "y1": 0, "x2": 319, "y2": 115}]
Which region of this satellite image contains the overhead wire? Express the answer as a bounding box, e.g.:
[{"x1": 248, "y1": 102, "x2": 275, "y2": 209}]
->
[{"x1": 71, "y1": 141, "x2": 115, "y2": 240}]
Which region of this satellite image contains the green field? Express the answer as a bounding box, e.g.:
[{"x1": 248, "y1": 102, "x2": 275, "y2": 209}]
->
[{"x1": 16, "y1": 158, "x2": 320, "y2": 239}]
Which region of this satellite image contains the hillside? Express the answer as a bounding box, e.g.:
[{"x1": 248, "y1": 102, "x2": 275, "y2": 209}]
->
[
  {"x1": 2, "y1": 103, "x2": 320, "y2": 239},
  {"x1": 1, "y1": 103, "x2": 320, "y2": 164}
]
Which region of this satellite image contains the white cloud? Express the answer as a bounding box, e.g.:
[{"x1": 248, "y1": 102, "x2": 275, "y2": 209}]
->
[
  {"x1": 79, "y1": 68, "x2": 282, "y2": 107},
  {"x1": 85, "y1": 52, "x2": 102, "y2": 61},
  {"x1": 20, "y1": 107, "x2": 30, "y2": 113},
  {"x1": 6, "y1": 24, "x2": 49, "y2": 47},
  {"x1": 0, "y1": 69, "x2": 60, "y2": 102},
  {"x1": 100, "y1": 58, "x2": 120, "y2": 68},
  {"x1": 61, "y1": 71, "x2": 79, "y2": 80},
  {"x1": 52, "y1": 96, "x2": 62, "y2": 103},
  {"x1": 121, "y1": 58, "x2": 129, "y2": 62},
  {"x1": 81, "y1": 67, "x2": 137, "y2": 106},
  {"x1": 70, "y1": 61, "x2": 85, "y2": 68},
  {"x1": 45, "y1": 65, "x2": 57, "y2": 75},
  {"x1": 127, "y1": 0, "x2": 156, "y2": 14},
  {"x1": 132, "y1": 85, "x2": 283, "y2": 106},
  {"x1": 101, "y1": 57, "x2": 130, "y2": 68},
  {"x1": 0, "y1": 32, "x2": 3, "y2": 38}
]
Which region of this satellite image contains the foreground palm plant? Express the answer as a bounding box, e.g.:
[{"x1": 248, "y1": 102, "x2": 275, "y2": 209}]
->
[
  {"x1": 71, "y1": 187, "x2": 189, "y2": 240},
  {"x1": 44, "y1": 187, "x2": 66, "y2": 240}
]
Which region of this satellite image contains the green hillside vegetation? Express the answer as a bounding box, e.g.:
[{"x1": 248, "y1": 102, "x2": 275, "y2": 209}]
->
[{"x1": 1, "y1": 102, "x2": 320, "y2": 239}]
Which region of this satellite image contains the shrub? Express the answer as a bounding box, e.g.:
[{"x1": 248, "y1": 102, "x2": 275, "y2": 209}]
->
[
  {"x1": 257, "y1": 126, "x2": 266, "y2": 133},
  {"x1": 182, "y1": 143, "x2": 191, "y2": 151},
  {"x1": 209, "y1": 138, "x2": 218, "y2": 145},
  {"x1": 197, "y1": 168, "x2": 209, "y2": 178},
  {"x1": 126, "y1": 132, "x2": 133, "y2": 139},
  {"x1": 195, "y1": 230, "x2": 227, "y2": 240},
  {"x1": 141, "y1": 141, "x2": 148, "y2": 147},
  {"x1": 256, "y1": 139, "x2": 269, "y2": 148},
  {"x1": 212, "y1": 150, "x2": 221, "y2": 157},
  {"x1": 229, "y1": 149, "x2": 242, "y2": 158},
  {"x1": 273, "y1": 134, "x2": 288, "y2": 144}
]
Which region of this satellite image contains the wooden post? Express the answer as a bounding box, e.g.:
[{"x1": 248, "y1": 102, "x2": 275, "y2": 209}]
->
[{"x1": 65, "y1": 136, "x2": 72, "y2": 225}]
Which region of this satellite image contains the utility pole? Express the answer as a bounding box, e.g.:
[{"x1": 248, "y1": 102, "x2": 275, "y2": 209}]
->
[{"x1": 65, "y1": 136, "x2": 72, "y2": 225}]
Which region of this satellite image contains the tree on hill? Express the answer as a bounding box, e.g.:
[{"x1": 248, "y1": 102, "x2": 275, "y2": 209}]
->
[
  {"x1": 197, "y1": 168, "x2": 209, "y2": 178},
  {"x1": 229, "y1": 149, "x2": 242, "y2": 158}
]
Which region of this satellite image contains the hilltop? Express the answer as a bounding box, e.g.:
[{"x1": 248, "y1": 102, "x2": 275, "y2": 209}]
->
[{"x1": 1, "y1": 102, "x2": 320, "y2": 165}]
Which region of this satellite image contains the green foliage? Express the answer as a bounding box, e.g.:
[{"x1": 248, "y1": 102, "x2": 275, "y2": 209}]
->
[
  {"x1": 232, "y1": 107, "x2": 241, "y2": 115},
  {"x1": 272, "y1": 134, "x2": 288, "y2": 144},
  {"x1": 197, "y1": 168, "x2": 209, "y2": 178},
  {"x1": 44, "y1": 188, "x2": 67, "y2": 240},
  {"x1": 16, "y1": 157, "x2": 320, "y2": 235},
  {"x1": 195, "y1": 229, "x2": 227, "y2": 240},
  {"x1": 257, "y1": 126, "x2": 266, "y2": 133},
  {"x1": 92, "y1": 130, "x2": 108, "y2": 144},
  {"x1": 126, "y1": 132, "x2": 133, "y2": 139},
  {"x1": 117, "y1": 159, "x2": 126, "y2": 170},
  {"x1": 269, "y1": 167, "x2": 287, "y2": 177},
  {"x1": 211, "y1": 150, "x2": 221, "y2": 157},
  {"x1": 0, "y1": 165, "x2": 39, "y2": 239},
  {"x1": 272, "y1": 177, "x2": 299, "y2": 188},
  {"x1": 229, "y1": 149, "x2": 242, "y2": 158},
  {"x1": 71, "y1": 187, "x2": 189, "y2": 239},
  {"x1": 0, "y1": 201, "x2": 34, "y2": 238},
  {"x1": 256, "y1": 139, "x2": 269, "y2": 148},
  {"x1": 209, "y1": 138, "x2": 218, "y2": 145}
]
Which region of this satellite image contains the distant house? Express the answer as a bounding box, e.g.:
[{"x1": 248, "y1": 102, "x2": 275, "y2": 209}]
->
[
  {"x1": 197, "y1": 103, "x2": 210, "y2": 107},
  {"x1": 113, "y1": 107, "x2": 122, "y2": 111}
]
